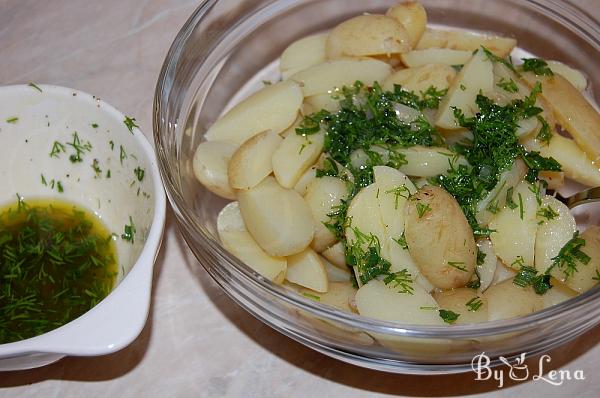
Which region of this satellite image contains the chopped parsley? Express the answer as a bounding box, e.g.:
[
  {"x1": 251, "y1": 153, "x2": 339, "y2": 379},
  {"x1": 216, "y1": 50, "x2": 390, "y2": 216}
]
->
[
  {"x1": 124, "y1": 116, "x2": 139, "y2": 134},
  {"x1": 448, "y1": 261, "x2": 468, "y2": 272},
  {"x1": 547, "y1": 232, "x2": 591, "y2": 280},
  {"x1": 536, "y1": 116, "x2": 553, "y2": 145},
  {"x1": 466, "y1": 297, "x2": 483, "y2": 312},
  {"x1": 415, "y1": 202, "x2": 431, "y2": 218},
  {"x1": 439, "y1": 309, "x2": 460, "y2": 324},
  {"x1": 134, "y1": 166, "x2": 145, "y2": 182},
  {"x1": 28, "y1": 82, "x2": 42, "y2": 92},
  {"x1": 513, "y1": 265, "x2": 552, "y2": 294},
  {"x1": 121, "y1": 216, "x2": 136, "y2": 244},
  {"x1": 521, "y1": 58, "x2": 554, "y2": 76},
  {"x1": 497, "y1": 77, "x2": 519, "y2": 93}
]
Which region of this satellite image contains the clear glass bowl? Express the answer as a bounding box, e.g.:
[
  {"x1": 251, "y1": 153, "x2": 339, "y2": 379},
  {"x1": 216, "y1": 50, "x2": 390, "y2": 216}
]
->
[{"x1": 154, "y1": 0, "x2": 600, "y2": 374}]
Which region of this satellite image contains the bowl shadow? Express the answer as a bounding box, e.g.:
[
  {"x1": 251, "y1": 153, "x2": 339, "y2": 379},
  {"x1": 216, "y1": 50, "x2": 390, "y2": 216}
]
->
[
  {"x1": 0, "y1": 209, "x2": 177, "y2": 387},
  {"x1": 184, "y1": 240, "x2": 600, "y2": 397}
]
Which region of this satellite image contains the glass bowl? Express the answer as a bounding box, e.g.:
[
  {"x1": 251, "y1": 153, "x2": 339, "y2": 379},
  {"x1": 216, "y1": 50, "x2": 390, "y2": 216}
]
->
[{"x1": 154, "y1": 0, "x2": 600, "y2": 374}]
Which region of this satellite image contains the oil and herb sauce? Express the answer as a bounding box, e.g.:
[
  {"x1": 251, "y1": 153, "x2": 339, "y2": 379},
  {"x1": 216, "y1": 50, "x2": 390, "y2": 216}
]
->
[{"x1": 0, "y1": 197, "x2": 117, "y2": 344}]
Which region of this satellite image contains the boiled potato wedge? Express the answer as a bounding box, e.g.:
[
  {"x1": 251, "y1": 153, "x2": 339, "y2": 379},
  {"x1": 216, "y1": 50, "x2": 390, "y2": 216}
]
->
[
  {"x1": 322, "y1": 242, "x2": 347, "y2": 269},
  {"x1": 483, "y1": 279, "x2": 543, "y2": 321},
  {"x1": 386, "y1": 2, "x2": 427, "y2": 47},
  {"x1": 416, "y1": 28, "x2": 516, "y2": 58},
  {"x1": 556, "y1": 226, "x2": 600, "y2": 293},
  {"x1": 521, "y1": 72, "x2": 600, "y2": 163},
  {"x1": 298, "y1": 282, "x2": 356, "y2": 313},
  {"x1": 228, "y1": 130, "x2": 282, "y2": 190},
  {"x1": 280, "y1": 33, "x2": 328, "y2": 79},
  {"x1": 396, "y1": 146, "x2": 468, "y2": 177},
  {"x1": 373, "y1": 166, "x2": 420, "y2": 279},
  {"x1": 305, "y1": 176, "x2": 349, "y2": 252},
  {"x1": 356, "y1": 279, "x2": 445, "y2": 325},
  {"x1": 543, "y1": 280, "x2": 577, "y2": 308},
  {"x1": 217, "y1": 202, "x2": 286, "y2": 283},
  {"x1": 433, "y1": 288, "x2": 488, "y2": 324},
  {"x1": 476, "y1": 159, "x2": 527, "y2": 226},
  {"x1": 286, "y1": 248, "x2": 328, "y2": 292},
  {"x1": 400, "y1": 48, "x2": 473, "y2": 68},
  {"x1": 205, "y1": 80, "x2": 303, "y2": 145},
  {"x1": 477, "y1": 238, "x2": 498, "y2": 292},
  {"x1": 521, "y1": 132, "x2": 600, "y2": 187},
  {"x1": 192, "y1": 140, "x2": 237, "y2": 199},
  {"x1": 435, "y1": 49, "x2": 494, "y2": 129},
  {"x1": 237, "y1": 176, "x2": 315, "y2": 256},
  {"x1": 489, "y1": 181, "x2": 539, "y2": 267},
  {"x1": 382, "y1": 64, "x2": 457, "y2": 93},
  {"x1": 303, "y1": 93, "x2": 341, "y2": 114},
  {"x1": 272, "y1": 130, "x2": 325, "y2": 188},
  {"x1": 325, "y1": 15, "x2": 411, "y2": 59},
  {"x1": 345, "y1": 183, "x2": 389, "y2": 286},
  {"x1": 322, "y1": 257, "x2": 352, "y2": 282},
  {"x1": 547, "y1": 60, "x2": 587, "y2": 91},
  {"x1": 289, "y1": 59, "x2": 392, "y2": 97},
  {"x1": 535, "y1": 196, "x2": 576, "y2": 275},
  {"x1": 405, "y1": 185, "x2": 477, "y2": 289}
]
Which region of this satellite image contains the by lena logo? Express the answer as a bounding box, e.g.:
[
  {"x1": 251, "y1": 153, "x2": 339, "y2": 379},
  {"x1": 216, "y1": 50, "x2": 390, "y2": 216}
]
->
[{"x1": 471, "y1": 352, "x2": 585, "y2": 388}]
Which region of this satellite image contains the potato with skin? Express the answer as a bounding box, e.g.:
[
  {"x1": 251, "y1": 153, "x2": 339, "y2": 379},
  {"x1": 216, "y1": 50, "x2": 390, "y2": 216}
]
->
[
  {"x1": 290, "y1": 59, "x2": 392, "y2": 97},
  {"x1": 382, "y1": 64, "x2": 457, "y2": 93},
  {"x1": 405, "y1": 185, "x2": 477, "y2": 289},
  {"x1": 280, "y1": 33, "x2": 328, "y2": 79},
  {"x1": 535, "y1": 196, "x2": 576, "y2": 275},
  {"x1": 521, "y1": 72, "x2": 600, "y2": 163},
  {"x1": 286, "y1": 248, "x2": 328, "y2": 292},
  {"x1": 217, "y1": 202, "x2": 286, "y2": 283},
  {"x1": 305, "y1": 176, "x2": 349, "y2": 252},
  {"x1": 556, "y1": 226, "x2": 600, "y2": 293},
  {"x1": 272, "y1": 130, "x2": 325, "y2": 188},
  {"x1": 192, "y1": 140, "x2": 237, "y2": 199},
  {"x1": 435, "y1": 49, "x2": 494, "y2": 129},
  {"x1": 483, "y1": 279, "x2": 543, "y2": 321},
  {"x1": 237, "y1": 176, "x2": 315, "y2": 257},
  {"x1": 489, "y1": 180, "x2": 539, "y2": 267},
  {"x1": 205, "y1": 80, "x2": 303, "y2": 145},
  {"x1": 433, "y1": 288, "x2": 488, "y2": 324},
  {"x1": 356, "y1": 279, "x2": 445, "y2": 325},
  {"x1": 400, "y1": 48, "x2": 473, "y2": 68},
  {"x1": 228, "y1": 130, "x2": 282, "y2": 190},
  {"x1": 416, "y1": 28, "x2": 516, "y2": 58},
  {"x1": 386, "y1": 2, "x2": 427, "y2": 47},
  {"x1": 325, "y1": 15, "x2": 411, "y2": 59}
]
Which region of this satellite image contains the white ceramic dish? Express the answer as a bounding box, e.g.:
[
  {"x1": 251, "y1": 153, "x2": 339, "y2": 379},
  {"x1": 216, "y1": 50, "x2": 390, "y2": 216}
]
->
[{"x1": 0, "y1": 84, "x2": 166, "y2": 371}]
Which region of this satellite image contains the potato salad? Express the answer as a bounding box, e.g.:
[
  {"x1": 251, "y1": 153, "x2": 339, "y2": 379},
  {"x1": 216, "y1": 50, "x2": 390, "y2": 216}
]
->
[{"x1": 193, "y1": 1, "x2": 600, "y2": 326}]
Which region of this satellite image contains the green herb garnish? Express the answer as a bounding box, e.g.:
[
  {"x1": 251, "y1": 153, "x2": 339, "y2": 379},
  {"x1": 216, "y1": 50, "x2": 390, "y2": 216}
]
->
[
  {"x1": 439, "y1": 309, "x2": 460, "y2": 324},
  {"x1": 28, "y1": 82, "x2": 42, "y2": 92},
  {"x1": 497, "y1": 78, "x2": 519, "y2": 93},
  {"x1": 521, "y1": 58, "x2": 554, "y2": 76},
  {"x1": 124, "y1": 116, "x2": 139, "y2": 134},
  {"x1": 121, "y1": 216, "x2": 136, "y2": 244},
  {"x1": 134, "y1": 166, "x2": 145, "y2": 182},
  {"x1": 513, "y1": 265, "x2": 552, "y2": 294},
  {"x1": 6, "y1": 117, "x2": 18, "y2": 124},
  {"x1": 547, "y1": 232, "x2": 590, "y2": 280},
  {"x1": 466, "y1": 297, "x2": 483, "y2": 312},
  {"x1": 416, "y1": 202, "x2": 431, "y2": 218}
]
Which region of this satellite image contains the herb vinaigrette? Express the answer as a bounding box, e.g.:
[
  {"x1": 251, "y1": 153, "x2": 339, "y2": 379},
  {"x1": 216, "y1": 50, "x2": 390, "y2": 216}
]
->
[{"x1": 0, "y1": 197, "x2": 117, "y2": 344}]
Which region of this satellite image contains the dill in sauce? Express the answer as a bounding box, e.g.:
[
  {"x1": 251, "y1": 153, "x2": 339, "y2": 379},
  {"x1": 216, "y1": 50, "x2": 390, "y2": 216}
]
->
[{"x1": 0, "y1": 197, "x2": 117, "y2": 344}]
